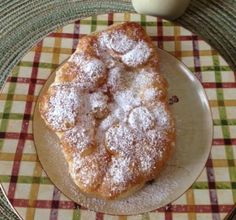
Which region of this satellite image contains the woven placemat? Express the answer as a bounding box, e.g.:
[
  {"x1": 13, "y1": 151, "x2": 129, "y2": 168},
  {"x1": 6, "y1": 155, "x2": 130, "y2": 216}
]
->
[
  {"x1": 0, "y1": 0, "x2": 236, "y2": 91},
  {"x1": 0, "y1": 1, "x2": 236, "y2": 219}
]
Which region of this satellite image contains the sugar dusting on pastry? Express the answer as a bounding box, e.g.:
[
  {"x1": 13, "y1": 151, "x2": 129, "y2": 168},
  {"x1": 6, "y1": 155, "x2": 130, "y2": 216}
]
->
[
  {"x1": 68, "y1": 53, "x2": 106, "y2": 89},
  {"x1": 61, "y1": 115, "x2": 96, "y2": 155},
  {"x1": 39, "y1": 22, "x2": 175, "y2": 199},
  {"x1": 114, "y1": 90, "x2": 141, "y2": 112},
  {"x1": 122, "y1": 41, "x2": 152, "y2": 67},
  {"x1": 105, "y1": 124, "x2": 135, "y2": 155},
  {"x1": 41, "y1": 85, "x2": 81, "y2": 131},
  {"x1": 99, "y1": 31, "x2": 136, "y2": 54},
  {"x1": 128, "y1": 106, "x2": 155, "y2": 131}
]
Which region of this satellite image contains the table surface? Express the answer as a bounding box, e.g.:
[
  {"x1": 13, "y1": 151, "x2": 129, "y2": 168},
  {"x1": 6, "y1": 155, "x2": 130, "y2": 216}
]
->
[
  {"x1": 0, "y1": 0, "x2": 236, "y2": 219},
  {"x1": 0, "y1": 13, "x2": 236, "y2": 220}
]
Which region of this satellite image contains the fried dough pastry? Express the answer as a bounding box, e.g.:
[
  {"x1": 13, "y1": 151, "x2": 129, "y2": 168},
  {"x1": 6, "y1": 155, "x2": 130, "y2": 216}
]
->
[{"x1": 39, "y1": 22, "x2": 175, "y2": 200}]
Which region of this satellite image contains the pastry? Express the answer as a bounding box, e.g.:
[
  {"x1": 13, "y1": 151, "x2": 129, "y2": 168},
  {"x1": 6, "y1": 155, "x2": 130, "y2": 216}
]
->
[{"x1": 39, "y1": 22, "x2": 175, "y2": 200}]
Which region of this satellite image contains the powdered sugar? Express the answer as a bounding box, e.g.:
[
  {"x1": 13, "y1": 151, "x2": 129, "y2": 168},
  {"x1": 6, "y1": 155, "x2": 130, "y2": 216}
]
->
[
  {"x1": 122, "y1": 41, "x2": 151, "y2": 67},
  {"x1": 83, "y1": 59, "x2": 104, "y2": 77},
  {"x1": 89, "y1": 92, "x2": 108, "y2": 108},
  {"x1": 108, "y1": 156, "x2": 134, "y2": 184},
  {"x1": 153, "y1": 103, "x2": 170, "y2": 128},
  {"x1": 89, "y1": 92, "x2": 108, "y2": 118},
  {"x1": 69, "y1": 53, "x2": 106, "y2": 90},
  {"x1": 62, "y1": 115, "x2": 95, "y2": 155},
  {"x1": 100, "y1": 52, "x2": 117, "y2": 69},
  {"x1": 97, "y1": 34, "x2": 117, "y2": 69},
  {"x1": 100, "y1": 31, "x2": 136, "y2": 54},
  {"x1": 141, "y1": 88, "x2": 158, "y2": 102},
  {"x1": 139, "y1": 152, "x2": 154, "y2": 171},
  {"x1": 137, "y1": 130, "x2": 167, "y2": 172},
  {"x1": 128, "y1": 106, "x2": 155, "y2": 131},
  {"x1": 114, "y1": 90, "x2": 141, "y2": 112},
  {"x1": 69, "y1": 147, "x2": 109, "y2": 189},
  {"x1": 98, "y1": 107, "x2": 126, "y2": 133},
  {"x1": 68, "y1": 53, "x2": 83, "y2": 64},
  {"x1": 133, "y1": 70, "x2": 156, "y2": 88},
  {"x1": 99, "y1": 115, "x2": 118, "y2": 131},
  {"x1": 105, "y1": 124, "x2": 134, "y2": 155},
  {"x1": 79, "y1": 59, "x2": 105, "y2": 89},
  {"x1": 45, "y1": 85, "x2": 80, "y2": 131},
  {"x1": 147, "y1": 130, "x2": 166, "y2": 147},
  {"x1": 107, "y1": 66, "x2": 123, "y2": 91}
]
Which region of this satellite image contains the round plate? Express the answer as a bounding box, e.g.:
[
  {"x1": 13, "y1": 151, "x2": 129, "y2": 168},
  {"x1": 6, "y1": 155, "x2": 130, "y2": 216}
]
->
[{"x1": 33, "y1": 48, "x2": 213, "y2": 215}]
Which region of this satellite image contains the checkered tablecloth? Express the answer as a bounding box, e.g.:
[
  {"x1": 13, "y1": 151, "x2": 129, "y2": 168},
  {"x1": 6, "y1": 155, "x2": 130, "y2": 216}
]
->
[{"x1": 0, "y1": 13, "x2": 235, "y2": 220}]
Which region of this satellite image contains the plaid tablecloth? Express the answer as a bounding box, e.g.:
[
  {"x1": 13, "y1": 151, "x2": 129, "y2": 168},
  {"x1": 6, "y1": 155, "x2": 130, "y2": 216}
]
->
[{"x1": 0, "y1": 13, "x2": 235, "y2": 220}]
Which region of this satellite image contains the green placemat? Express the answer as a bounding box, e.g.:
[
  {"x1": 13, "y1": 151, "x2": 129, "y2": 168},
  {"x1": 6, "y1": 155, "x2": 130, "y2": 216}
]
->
[
  {"x1": 0, "y1": 187, "x2": 20, "y2": 219},
  {"x1": 0, "y1": 1, "x2": 236, "y2": 219}
]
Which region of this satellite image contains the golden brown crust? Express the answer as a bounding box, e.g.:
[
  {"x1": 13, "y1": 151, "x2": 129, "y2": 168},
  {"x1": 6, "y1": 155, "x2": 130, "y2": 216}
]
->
[{"x1": 39, "y1": 22, "x2": 175, "y2": 200}]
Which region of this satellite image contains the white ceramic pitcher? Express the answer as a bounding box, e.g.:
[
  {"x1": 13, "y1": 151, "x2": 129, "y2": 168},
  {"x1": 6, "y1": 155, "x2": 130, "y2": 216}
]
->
[{"x1": 132, "y1": 0, "x2": 191, "y2": 20}]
